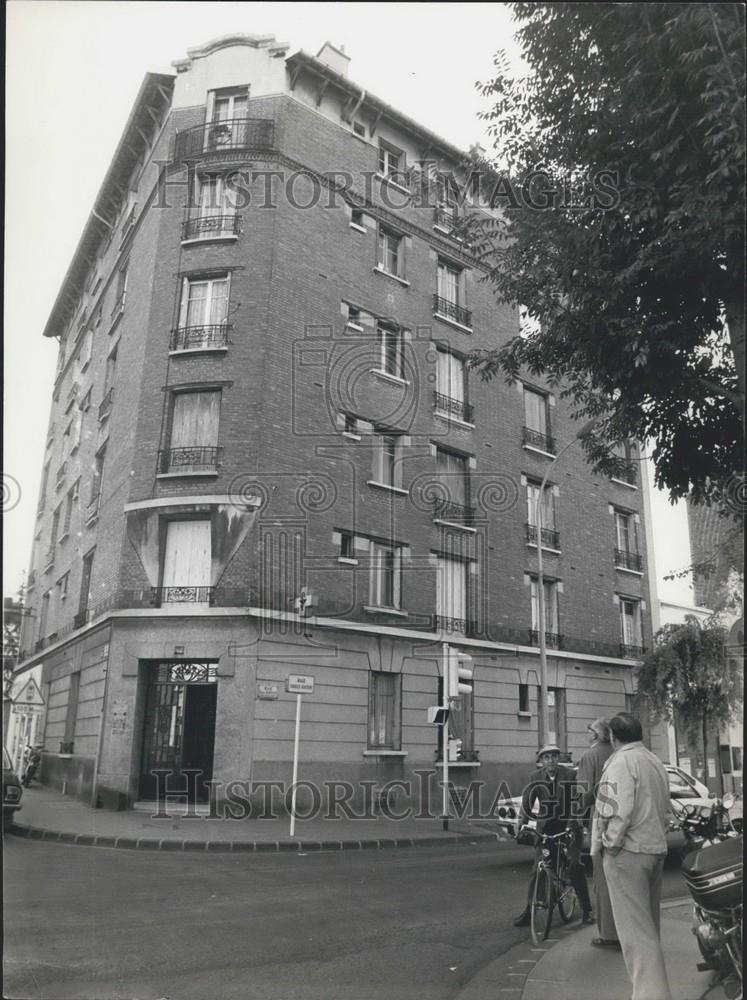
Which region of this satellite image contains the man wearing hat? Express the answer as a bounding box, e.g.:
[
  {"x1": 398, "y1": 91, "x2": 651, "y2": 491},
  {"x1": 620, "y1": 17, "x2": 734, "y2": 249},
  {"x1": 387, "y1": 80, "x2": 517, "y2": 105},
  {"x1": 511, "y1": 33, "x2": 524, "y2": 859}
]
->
[
  {"x1": 513, "y1": 743, "x2": 593, "y2": 927},
  {"x1": 577, "y1": 718, "x2": 620, "y2": 948}
]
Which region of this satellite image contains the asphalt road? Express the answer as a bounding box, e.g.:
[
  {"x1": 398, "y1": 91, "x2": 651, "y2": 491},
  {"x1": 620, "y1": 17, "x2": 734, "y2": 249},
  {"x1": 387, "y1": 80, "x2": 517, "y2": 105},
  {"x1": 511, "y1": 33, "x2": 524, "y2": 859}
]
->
[{"x1": 2, "y1": 837, "x2": 688, "y2": 1000}]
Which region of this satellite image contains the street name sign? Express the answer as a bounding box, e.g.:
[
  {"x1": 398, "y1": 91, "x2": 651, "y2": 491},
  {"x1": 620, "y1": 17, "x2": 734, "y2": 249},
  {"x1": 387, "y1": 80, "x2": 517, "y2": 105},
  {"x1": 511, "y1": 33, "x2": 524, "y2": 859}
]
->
[{"x1": 286, "y1": 675, "x2": 314, "y2": 694}]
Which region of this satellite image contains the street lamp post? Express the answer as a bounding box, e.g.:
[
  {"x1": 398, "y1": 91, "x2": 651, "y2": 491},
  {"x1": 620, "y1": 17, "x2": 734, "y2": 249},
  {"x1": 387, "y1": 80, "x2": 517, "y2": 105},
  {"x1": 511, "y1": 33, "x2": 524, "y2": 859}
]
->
[{"x1": 536, "y1": 418, "x2": 599, "y2": 748}]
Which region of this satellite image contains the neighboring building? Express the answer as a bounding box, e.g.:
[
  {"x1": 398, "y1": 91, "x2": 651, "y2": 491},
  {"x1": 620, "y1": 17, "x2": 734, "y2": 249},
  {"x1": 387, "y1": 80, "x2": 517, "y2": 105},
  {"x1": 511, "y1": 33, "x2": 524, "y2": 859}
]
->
[{"x1": 16, "y1": 35, "x2": 655, "y2": 811}]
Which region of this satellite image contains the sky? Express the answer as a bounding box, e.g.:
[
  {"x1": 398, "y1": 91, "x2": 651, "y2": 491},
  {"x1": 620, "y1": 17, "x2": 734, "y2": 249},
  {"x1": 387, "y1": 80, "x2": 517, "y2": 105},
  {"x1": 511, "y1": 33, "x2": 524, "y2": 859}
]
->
[{"x1": 3, "y1": 0, "x2": 696, "y2": 607}]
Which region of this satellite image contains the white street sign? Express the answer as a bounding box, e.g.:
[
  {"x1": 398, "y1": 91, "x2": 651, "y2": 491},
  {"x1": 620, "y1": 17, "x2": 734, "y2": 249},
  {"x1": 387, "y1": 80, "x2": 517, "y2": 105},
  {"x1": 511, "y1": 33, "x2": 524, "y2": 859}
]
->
[{"x1": 286, "y1": 674, "x2": 314, "y2": 694}]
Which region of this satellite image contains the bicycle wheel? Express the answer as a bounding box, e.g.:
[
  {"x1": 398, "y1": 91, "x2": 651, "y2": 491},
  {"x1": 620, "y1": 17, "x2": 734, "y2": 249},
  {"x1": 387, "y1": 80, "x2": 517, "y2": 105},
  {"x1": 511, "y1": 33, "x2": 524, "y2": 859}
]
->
[
  {"x1": 531, "y1": 865, "x2": 555, "y2": 945},
  {"x1": 556, "y1": 853, "x2": 578, "y2": 924}
]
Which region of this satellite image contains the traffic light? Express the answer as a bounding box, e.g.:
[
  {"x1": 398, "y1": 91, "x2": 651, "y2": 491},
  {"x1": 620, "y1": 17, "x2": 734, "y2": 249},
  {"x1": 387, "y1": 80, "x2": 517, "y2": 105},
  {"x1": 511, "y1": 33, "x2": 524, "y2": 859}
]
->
[{"x1": 448, "y1": 651, "x2": 473, "y2": 699}]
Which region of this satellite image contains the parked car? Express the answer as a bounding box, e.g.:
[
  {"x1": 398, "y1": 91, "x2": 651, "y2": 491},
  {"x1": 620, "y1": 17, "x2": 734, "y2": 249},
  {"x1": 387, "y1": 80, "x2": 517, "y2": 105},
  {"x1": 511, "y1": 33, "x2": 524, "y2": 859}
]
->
[
  {"x1": 665, "y1": 764, "x2": 711, "y2": 800},
  {"x1": 2, "y1": 748, "x2": 23, "y2": 829}
]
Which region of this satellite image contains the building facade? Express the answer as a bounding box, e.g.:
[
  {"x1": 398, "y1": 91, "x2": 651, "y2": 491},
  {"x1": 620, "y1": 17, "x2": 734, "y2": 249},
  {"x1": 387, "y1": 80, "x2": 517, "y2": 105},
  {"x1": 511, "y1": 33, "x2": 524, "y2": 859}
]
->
[{"x1": 17, "y1": 35, "x2": 654, "y2": 812}]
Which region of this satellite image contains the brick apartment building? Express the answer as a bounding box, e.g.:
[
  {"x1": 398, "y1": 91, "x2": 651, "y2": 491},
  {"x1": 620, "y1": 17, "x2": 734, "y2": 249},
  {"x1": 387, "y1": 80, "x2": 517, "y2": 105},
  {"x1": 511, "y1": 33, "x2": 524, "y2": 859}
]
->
[{"x1": 17, "y1": 34, "x2": 654, "y2": 812}]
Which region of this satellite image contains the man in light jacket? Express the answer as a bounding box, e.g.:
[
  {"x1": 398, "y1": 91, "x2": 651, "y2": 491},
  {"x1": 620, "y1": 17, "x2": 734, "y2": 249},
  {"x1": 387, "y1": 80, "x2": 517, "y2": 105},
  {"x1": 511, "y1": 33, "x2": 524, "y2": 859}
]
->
[
  {"x1": 595, "y1": 713, "x2": 673, "y2": 1000},
  {"x1": 577, "y1": 717, "x2": 619, "y2": 948}
]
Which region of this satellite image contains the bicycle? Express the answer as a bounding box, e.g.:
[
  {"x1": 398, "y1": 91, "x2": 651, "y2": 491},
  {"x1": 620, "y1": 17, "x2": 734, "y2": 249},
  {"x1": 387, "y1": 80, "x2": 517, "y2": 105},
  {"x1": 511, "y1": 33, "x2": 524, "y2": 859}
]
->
[{"x1": 530, "y1": 827, "x2": 579, "y2": 945}]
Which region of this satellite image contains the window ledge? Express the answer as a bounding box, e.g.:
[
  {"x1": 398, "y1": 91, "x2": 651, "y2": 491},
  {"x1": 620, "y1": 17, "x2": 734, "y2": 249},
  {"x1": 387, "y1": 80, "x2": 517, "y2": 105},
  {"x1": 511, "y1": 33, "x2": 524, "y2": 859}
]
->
[
  {"x1": 372, "y1": 266, "x2": 410, "y2": 287},
  {"x1": 156, "y1": 471, "x2": 220, "y2": 479},
  {"x1": 526, "y1": 542, "x2": 562, "y2": 555},
  {"x1": 363, "y1": 605, "x2": 408, "y2": 618},
  {"x1": 370, "y1": 369, "x2": 410, "y2": 388},
  {"x1": 337, "y1": 557, "x2": 359, "y2": 565},
  {"x1": 615, "y1": 565, "x2": 644, "y2": 577},
  {"x1": 517, "y1": 711, "x2": 532, "y2": 719},
  {"x1": 610, "y1": 478, "x2": 638, "y2": 490},
  {"x1": 345, "y1": 321, "x2": 365, "y2": 333},
  {"x1": 440, "y1": 760, "x2": 481, "y2": 768},
  {"x1": 523, "y1": 444, "x2": 556, "y2": 460},
  {"x1": 367, "y1": 480, "x2": 408, "y2": 496},
  {"x1": 375, "y1": 173, "x2": 411, "y2": 197},
  {"x1": 58, "y1": 531, "x2": 70, "y2": 544},
  {"x1": 433, "y1": 518, "x2": 477, "y2": 534},
  {"x1": 342, "y1": 431, "x2": 362, "y2": 441},
  {"x1": 169, "y1": 347, "x2": 229, "y2": 357},
  {"x1": 434, "y1": 410, "x2": 475, "y2": 431},
  {"x1": 181, "y1": 234, "x2": 239, "y2": 247},
  {"x1": 433, "y1": 312, "x2": 473, "y2": 334},
  {"x1": 349, "y1": 222, "x2": 367, "y2": 234},
  {"x1": 362, "y1": 749, "x2": 407, "y2": 757}
]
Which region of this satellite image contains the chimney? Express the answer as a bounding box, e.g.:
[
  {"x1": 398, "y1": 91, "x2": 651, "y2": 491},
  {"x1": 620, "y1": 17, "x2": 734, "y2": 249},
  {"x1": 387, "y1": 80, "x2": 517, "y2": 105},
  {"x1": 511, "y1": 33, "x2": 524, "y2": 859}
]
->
[{"x1": 316, "y1": 41, "x2": 350, "y2": 77}]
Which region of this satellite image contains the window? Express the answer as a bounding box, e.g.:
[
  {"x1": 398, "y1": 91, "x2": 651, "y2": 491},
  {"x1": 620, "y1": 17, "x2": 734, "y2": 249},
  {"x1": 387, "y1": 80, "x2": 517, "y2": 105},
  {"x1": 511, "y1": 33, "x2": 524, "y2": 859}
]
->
[
  {"x1": 174, "y1": 275, "x2": 230, "y2": 350},
  {"x1": 160, "y1": 520, "x2": 212, "y2": 604},
  {"x1": 62, "y1": 420, "x2": 73, "y2": 457},
  {"x1": 162, "y1": 390, "x2": 221, "y2": 473},
  {"x1": 62, "y1": 483, "x2": 77, "y2": 537},
  {"x1": 611, "y1": 441, "x2": 637, "y2": 485},
  {"x1": 435, "y1": 447, "x2": 470, "y2": 521},
  {"x1": 372, "y1": 431, "x2": 403, "y2": 489},
  {"x1": 50, "y1": 506, "x2": 61, "y2": 549},
  {"x1": 39, "y1": 592, "x2": 51, "y2": 639},
  {"x1": 377, "y1": 325, "x2": 405, "y2": 379},
  {"x1": 105, "y1": 344, "x2": 118, "y2": 388},
  {"x1": 435, "y1": 349, "x2": 471, "y2": 423},
  {"x1": 89, "y1": 444, "x2": 106, "y2": 517},
  {"x1": 352, "y1": 120, "x2": 367, "y2": 138},
  {"x1": 206, "y1": 89, "x2": 249, "y2": 151},
  {"x1": 526, "y1": 481, "x2": 558, "y2": 548},
  {"x1": 113, "y1": 261, "x2": 128, "y2": 316},
  {"x1": 369, "y1": 539, "x2": 403, "y2": 610},
  {"x1": 78, "y1": 548, "x2": 95, "y2": 615},
  {"x1": 185, "y1": 175, "x2": 239, "y2": 240},
  {"x1": 435, "y1": 261, "x2": 471, "y2": 327},
  {"x1": 338, "y1": 531, "x2": 356, "y2": 561},
  {"x1": 57, "y1": 572, "x2": 69, "y2": 602},
  {"x1": 378, "y1": 141, "x2": 403, "y2": 180},
  {"x1": 614, "y1": 510, "x2": 638, "y2": 552},
  {"x1": 350, "y1": 208, "x2": 366, "y2": 231},
  {"x1": 340, "y1": 413, "x2": 360, "y2": 436},
  {"x1": 368, "y1": 671, "x2": 401, "y2": 750},
  {"x1": 530, "y1": 577, "x2": 560, "y2": 642},
  {"x1": 79, "y1": 328, "x2": 93, "y2": 371},
  {"x1": 518, "y1": 683, "x2": 530, "y2": 714},
  {"x1": 436, "y1": 555, "x2": 469, "y2": 632},
  {"x1": 62, "y1": 672, "x2": 81, "y2": 752},
  {"x1": 523, "y1": 387, "x2": 554, "y2": 453},
  {"x1": 377, "y1": 227, "x2": 403, "y2": 277},
  {"x1": 619, "y1": 597, "x2": 643, "y2": 654},
  {"x1": 211, "y1": 88, "x2": 248, "y2": 122}
]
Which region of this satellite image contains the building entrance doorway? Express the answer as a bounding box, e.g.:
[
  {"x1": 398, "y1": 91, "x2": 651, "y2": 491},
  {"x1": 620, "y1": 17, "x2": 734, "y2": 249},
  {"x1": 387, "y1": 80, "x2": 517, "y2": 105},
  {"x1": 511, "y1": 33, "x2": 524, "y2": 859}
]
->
[{"x1": 139, "y1": 661, "x2": 218, "y2": 802}]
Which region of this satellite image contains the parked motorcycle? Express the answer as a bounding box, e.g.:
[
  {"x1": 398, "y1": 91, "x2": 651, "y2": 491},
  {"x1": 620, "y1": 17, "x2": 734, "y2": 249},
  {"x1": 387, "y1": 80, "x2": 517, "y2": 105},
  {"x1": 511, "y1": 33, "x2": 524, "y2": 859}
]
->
[
  {"x1": 21, "y1": 745, "x2": 42, "y2": 787},
  {"x1": 673, "y1": 793, "x2": 742, "y2": 996}
]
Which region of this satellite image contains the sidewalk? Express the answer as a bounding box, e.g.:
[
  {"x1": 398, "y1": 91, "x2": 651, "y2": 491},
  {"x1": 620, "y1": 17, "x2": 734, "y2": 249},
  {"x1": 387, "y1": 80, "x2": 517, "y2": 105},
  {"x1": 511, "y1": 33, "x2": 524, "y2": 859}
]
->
[{"x1": 6, "y1": 784, "x2": 505, "y2": 851}]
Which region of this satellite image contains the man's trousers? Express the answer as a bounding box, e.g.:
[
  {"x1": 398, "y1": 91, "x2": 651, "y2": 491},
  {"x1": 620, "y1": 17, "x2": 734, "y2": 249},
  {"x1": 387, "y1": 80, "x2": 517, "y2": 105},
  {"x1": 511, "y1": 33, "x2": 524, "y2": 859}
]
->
[
  {"x1": 592, "y1": 851, "x2": 618, "y2": 941},
  {"x1": 603, "y1": 849, "x2": 672, "y2": 1000}
]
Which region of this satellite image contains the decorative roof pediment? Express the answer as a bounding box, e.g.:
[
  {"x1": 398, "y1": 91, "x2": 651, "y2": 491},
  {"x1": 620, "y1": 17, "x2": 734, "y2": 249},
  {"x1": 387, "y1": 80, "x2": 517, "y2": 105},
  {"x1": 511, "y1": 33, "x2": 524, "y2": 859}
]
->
[{"x1": 173, "y1": 33, "x2": 289, "y2": 71}]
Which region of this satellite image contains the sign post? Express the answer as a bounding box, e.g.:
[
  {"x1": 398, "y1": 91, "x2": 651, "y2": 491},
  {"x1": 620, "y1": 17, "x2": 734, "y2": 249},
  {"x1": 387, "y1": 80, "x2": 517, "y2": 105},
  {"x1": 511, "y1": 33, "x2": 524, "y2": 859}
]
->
[
  {"x1": 442, "y1": 642, "x2": 450, "y2": 831},
  {"x1": 286, "y1": 674, "x2": 314, "y2": 837}
]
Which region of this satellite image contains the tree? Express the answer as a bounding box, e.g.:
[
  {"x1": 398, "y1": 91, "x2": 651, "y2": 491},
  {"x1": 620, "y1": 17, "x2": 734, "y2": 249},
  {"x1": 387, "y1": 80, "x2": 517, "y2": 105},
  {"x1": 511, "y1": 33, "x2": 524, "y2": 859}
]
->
[
  {"x1": 636, "y1": 616, "x2": 742, "y2": 773},
  {"x1": 470, "y1": 3, "x2": 745, "y2": 507}
]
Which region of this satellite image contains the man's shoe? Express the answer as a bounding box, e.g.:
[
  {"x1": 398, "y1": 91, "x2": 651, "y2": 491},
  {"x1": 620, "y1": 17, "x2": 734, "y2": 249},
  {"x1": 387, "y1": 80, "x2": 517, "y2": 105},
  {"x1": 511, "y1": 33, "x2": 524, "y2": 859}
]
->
[
  {"x1": 513, "y1": 910, "x2": 531, "y2": 927},
  {"x1": 581, "y1": 911, "x2": 594, "y2": 925},
  {"x1": 591, "y1": 938, "x2": 622, "y2": 950}
]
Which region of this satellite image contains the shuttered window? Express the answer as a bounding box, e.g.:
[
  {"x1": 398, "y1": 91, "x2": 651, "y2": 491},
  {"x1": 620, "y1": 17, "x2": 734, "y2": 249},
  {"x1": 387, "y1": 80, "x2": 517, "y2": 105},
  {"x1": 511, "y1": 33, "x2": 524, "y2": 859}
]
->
[
  {"x1": 170, "y1": 391, "x2": 220, "y2": 449},
  {"x1": 162, "y1": 520, "x2": 212, "y2": 590},
  {"x1": 368, "y1": 671, "x2": 401, "y2": 749}
]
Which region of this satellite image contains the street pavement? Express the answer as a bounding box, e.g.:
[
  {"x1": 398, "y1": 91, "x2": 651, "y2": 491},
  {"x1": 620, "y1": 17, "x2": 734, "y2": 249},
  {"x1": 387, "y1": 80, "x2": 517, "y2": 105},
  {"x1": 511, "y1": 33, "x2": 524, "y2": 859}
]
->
[{"x1": 2, "y1": 786, "x2": 734, "y2": 1000}]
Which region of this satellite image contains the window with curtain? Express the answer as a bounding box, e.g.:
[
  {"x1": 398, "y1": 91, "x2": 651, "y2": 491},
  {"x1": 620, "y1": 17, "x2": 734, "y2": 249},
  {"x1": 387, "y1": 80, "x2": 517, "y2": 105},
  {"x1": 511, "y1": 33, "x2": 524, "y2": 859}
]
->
[
  {"x1": 178, "y1": 276, "x2": 230, "y2": 331},
  {"x1": 526, "y1": 482, "x2": 556, "y2": 530},
  {"x1": 615, "y1": 510, "x2": 638, "y2": 552},
  {"x1": 377, "y1": 325, "x2": 405, "y2": 378},
  {"x1": 619, "y1": 598, "x2": 642, "y2": 647},
  {"x1": 436, "y1": 349, "x2": 468, "y2": 414},
  {"x1": 436, "y1": 555, "x2": 468, "y2": 630},
  {"x1": 369, "y1": 540, "x2": 402, "y2": 609},
  {"x1": 437, "y1": 261, "x2": 461, "y2": 305},
  {"x1": 523, "y1": 387, "x2": 549, "y2": 436},
  {"x1": 530, "y1": 577, "x2": 559, "y2": 635},
  {"x1": 167, "y1": 391, "x2": 221, "y2": 471},
  {"x1": 436, "y1": 448, "x2": 469, "y2": 508},
  {"x1": 377, "y1": 228, "x2": 403, "y2": 276},
  {"x1": 368, "y1": 671, "x2": 401, "y2": 749},
  {"x1": 373, "y1": 432, "x2": 402, "y2": 488}
]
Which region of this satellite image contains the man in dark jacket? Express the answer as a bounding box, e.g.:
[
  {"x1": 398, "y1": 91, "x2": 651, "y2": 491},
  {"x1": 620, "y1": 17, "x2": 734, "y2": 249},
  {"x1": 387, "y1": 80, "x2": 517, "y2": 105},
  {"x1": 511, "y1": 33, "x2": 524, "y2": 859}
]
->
[
  {"x1": 577, "y1": 718, "x2": 619, "y2": 948},
  {"x1": 513, "y1": 743, "x2": 593, "y2": 927}
]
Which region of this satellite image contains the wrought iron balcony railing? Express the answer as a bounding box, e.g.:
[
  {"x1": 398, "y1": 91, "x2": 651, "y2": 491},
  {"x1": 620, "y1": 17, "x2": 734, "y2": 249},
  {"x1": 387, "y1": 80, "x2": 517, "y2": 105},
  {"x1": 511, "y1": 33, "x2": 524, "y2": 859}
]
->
[
  {"x1": 433, "y1": 391, "x2": 474, "y2": 424},
  {"x1": 170, "y1": 323, "x2": 231, "y2": 352},
  {"x1": 433, "y1": 294, "x2": 472, "y2": 329},
  {"x1": 174, "y1": 117, "x2": 275, "y2": 160},
  {"x1": 614, "y1": 548, "x2": 643, "y2": 572},
  {"x1": 433, "y1": 614, "x2": 476, "y2": 636},
  {"x1": 528, "y1": 629, "x2": 564, "y2": 648},
  {"x1": 158, "y1": 446, "x2": 223, "y2": 474},
  {"x1": 434, "y1": 206, "x2": 459, "y2": 232},
  {"x1": 620, "y1": 643, "x2": 645, "y2": 658},
  {"x1": 150, "y1": 586, "x2": 215, "y2": 606},
  {"x1": 522, "y1": 426, "x2": 556, "y2": 454},
  {"x1": 433, "y1": 498, "x2": 475, "y2": 525},
  {"x1": 98, "y1": 388, "x2": 114, "y2": 422},
  {"x1": 525, "y1": 523, "x2": 561, "y2": 550},
  {"x1": 182, "y1": 214, "x2": 241, "y2": 241}
]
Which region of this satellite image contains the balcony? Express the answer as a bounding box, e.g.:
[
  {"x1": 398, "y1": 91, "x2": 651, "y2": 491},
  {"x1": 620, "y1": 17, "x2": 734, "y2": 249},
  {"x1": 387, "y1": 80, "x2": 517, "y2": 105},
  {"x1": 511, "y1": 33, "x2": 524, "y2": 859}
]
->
[
  {"x1": 620, "y1": 643, "x2": 645, "y2": 659},
  {"x1": 73, "y1": 609, "x2": 89, "y2": 629},
  {"x1": 522, "y1": 426, "x2": 556, "y2": 454},
  {"x1": 528, "y1": 629, "x2": 564, "y2": 649},
  {"x1": 615, "y1": 548, "x2": 643, "y2": 572},
  {"x1": 170, "y1": 323, "x2": 231, "y2": 353},
  {"x1": 433, "y1": 295, "x2": 472, "y2": 330},
  {"x1": 433, "y1": 614, "x2": 476, "y2": 636},
  {"x1": 158, "y1": 446, "x2": 223, "y2": 475},
  {"x1": 174, "y1": 118, "x2": 275, "y2": 161},
  {"x1": 526, "y1": 524, "x2": 561, "y2": 550},
  {"x1": 98, "y1": 387, "x2": 114, "y2": 422},
  {"x1": 150, "y1": 586, "x2": 215, "y2": 607},
  {"x1": 433, "y1": 391, "x2": 474, "y2": 425},
  {"x1": 182, "y1": 214, "x2": 241, "y2": 242},
  {"x1": 433, "y1": 498, "x2": 475, "y2": 526}
]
